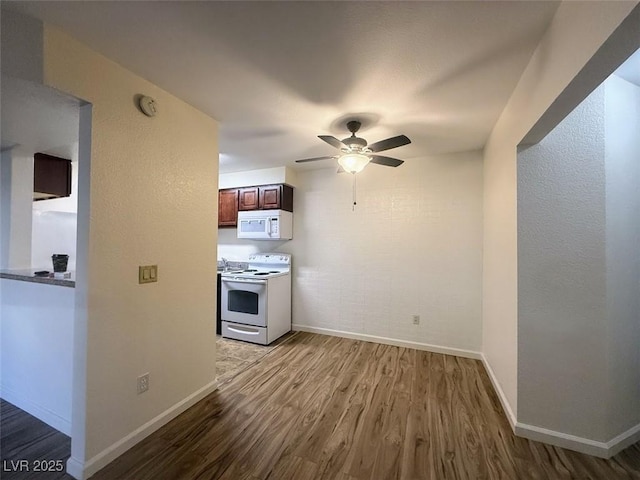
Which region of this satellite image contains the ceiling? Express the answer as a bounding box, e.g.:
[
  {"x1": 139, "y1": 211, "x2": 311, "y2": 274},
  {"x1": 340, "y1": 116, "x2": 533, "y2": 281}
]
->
[
  {"x1": 5, "y1": 1, "x2": 563, "y2": 174},
  {"x1": 1, "y1": 76, "x2": 80, "y2": 160}
]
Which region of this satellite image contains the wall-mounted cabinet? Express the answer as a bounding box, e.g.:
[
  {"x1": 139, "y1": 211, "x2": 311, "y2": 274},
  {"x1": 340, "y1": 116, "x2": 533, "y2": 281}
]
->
[
  {"x1": 218, "y1": 189, "x2": 239, "y2": 227},
  {"x1": 33, "y1": 153, "x2": 72, "y2": 201},
  {"x1": 260, "y1": 184, "x2": 293, "y2": 210},
  {"x1": 218, "y1": 184, "x2": 293, "y2": 228},
  {"x1": 238, "y1": 187, "x2": 259, "y2": 211}
]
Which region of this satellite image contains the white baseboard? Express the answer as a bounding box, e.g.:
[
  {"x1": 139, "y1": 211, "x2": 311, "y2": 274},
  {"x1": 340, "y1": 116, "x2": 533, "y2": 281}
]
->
[
  {"x1": 515, "y1": 423, "x2": 610, "y2": 457},
  {"x1": 479, "y1": 354, "x2": 640, "y2": 458},
  {"x1": 0, "y1": 386, "x2": 71, "y2": 436},
  {"x1": 68, "y1": 379, "x2": 218, "y2": 480},
  {"x1": 291, "y1": 324, "x2": 482, "y2": 360},
  {"x1": 515, "y1": 420, "x2": 640, "y2": 459},
  {"x1": 605, "y1": 421, "x2": 640, "y2": 457},
  {"x1": 479, "y1": 354, "x2": 516, "y2": 430}
]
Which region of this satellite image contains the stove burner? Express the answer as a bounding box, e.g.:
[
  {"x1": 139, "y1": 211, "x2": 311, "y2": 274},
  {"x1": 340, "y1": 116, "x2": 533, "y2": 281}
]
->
[
  {"x1": 244, "y1": 269, "x2": 258, "y2": 272},
  {"x1": 269, "y1": 271, "x2": 280, "y2": 273},
  {"x1": 254, "y1": 272, "x2": 270, "y2": 276}
]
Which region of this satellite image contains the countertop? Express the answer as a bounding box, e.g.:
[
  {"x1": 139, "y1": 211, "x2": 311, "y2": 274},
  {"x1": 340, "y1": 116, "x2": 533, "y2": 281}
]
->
[{"x1": 0, "y1": 269, "x2": 75, "y2": 288}]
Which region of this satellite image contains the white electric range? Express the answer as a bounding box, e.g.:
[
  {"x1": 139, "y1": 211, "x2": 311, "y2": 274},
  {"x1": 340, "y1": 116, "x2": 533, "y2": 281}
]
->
[{"x1": 220, "y1": 253, "x2": 291, "y2": 345}]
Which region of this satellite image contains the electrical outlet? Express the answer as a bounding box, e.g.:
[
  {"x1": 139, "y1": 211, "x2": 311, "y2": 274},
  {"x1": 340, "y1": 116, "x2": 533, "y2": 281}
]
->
[
  {"x1": 137, "y1": 373, "x2": 150, "y2": 394},
  {"x1": 412, "y1": 314, "x2": 420, "y2": 325}
]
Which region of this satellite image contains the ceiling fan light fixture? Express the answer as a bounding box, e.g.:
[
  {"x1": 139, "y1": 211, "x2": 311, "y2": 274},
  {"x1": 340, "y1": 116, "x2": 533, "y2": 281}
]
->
[{"x1": 338, "y1": 152, "x2": 371, "y2": 174}]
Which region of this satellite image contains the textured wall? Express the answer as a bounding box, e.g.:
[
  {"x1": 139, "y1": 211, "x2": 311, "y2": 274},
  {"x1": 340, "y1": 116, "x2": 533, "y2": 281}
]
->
[
  {"x1": 219, "y1": 152, "x2": 483, "y2": 353},
  {"x1": 518, "y1": 85, "x2": 609, "y2": 440},
  {"x1": 482, "y1": 0, "x2": 638, "y2": 422},
  {"x1": 604, "y1": 75, "x2": 640, "y2": 439},
  {"x1": 518, "y1": 73, "x2": 640, "y2": 445},
  {"x1": 42, "y1": 26, "x2": 219, "y2": 468}
]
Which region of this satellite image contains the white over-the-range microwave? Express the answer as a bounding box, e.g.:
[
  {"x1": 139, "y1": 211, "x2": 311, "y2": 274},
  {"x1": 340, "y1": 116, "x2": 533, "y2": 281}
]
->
[{"x1": 237, "y1": 209, "x2": 293, "y2": 240}]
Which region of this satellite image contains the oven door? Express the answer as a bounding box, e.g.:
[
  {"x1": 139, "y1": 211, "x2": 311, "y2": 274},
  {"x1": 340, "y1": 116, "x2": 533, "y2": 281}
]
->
[{"x1": 221, "y1": 277, "x2": 267, "y2": 327}]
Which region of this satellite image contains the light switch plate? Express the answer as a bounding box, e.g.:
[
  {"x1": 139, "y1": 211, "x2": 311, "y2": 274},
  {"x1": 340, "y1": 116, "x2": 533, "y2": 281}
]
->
[{"x1": 138, "y1": 265, "x2": 158, "y2": 284}]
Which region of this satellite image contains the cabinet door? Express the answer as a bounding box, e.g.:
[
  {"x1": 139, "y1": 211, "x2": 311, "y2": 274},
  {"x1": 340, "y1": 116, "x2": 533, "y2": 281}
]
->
[
  {"x1": 218, "y1": 189, "x2": 239, "y2": 227},
  {"x1": 259, "y1": 185, "x2": 281, "y2": 210},
  {"x1": 238, "y1": 187, "x2": 259, "y2": 211},
  {"x1": 259, "y1": 184, "x2": 293, "y2": 211},
  {"x1": 33, "y1": 153, "x2": 72, "y2": 201}
]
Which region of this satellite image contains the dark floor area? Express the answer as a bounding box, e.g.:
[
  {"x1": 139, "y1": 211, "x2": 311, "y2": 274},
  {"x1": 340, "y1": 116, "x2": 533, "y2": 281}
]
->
[{"x1": 1, "y1": 399, "x2": 73, "y2": 479}]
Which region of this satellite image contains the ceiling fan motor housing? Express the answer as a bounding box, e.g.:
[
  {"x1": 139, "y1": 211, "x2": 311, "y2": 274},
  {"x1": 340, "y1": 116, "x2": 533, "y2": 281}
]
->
[
  {"x1": 343, "y1": 120, "x2": 367, "y2": 148},
  {"x1": 343, "y1": 136, "x2": 367, "y2": 148}
]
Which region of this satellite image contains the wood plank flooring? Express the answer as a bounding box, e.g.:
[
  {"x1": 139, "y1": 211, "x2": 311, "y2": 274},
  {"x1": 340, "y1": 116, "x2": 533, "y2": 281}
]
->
[
  {"x1": 2, "y1": 333, "x2": 639, "y2": 479},
  {"x1": 0, "y1": 399, "x2": 74, "y2": 480},
  {"x1": 87, "y1": 332, "x2": 640, "y2": 480}
]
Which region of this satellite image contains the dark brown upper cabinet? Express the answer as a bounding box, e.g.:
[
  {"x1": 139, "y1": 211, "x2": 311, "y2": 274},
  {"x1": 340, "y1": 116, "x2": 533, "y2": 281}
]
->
[
  {"x1": 218, "y1": 188, "x2": 239, "y2": 227},
  {"x1": 238, "y1": 187, "x2": 259, "y2": 211},
  {"x1": 238, "y1": 185, "x2": 292, "y2": 211},
  {"x1": 219, "y1": 184, "x2": 293, "y2": 228},
  {"x1": 33, "y1": 153, "x2": 72, "y2": 201},
  {"x1": 260, "y1": 184, "x2": 293, "y2": 211}
]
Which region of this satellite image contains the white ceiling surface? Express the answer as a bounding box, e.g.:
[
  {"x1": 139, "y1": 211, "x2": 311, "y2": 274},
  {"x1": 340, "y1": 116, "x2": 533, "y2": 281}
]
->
[
  {"x1": 1, "y1": 76, "x2": 80, "y2": 159},
  {"x1": 7, "y1": 1, "x2": 561, "y2": 174}
]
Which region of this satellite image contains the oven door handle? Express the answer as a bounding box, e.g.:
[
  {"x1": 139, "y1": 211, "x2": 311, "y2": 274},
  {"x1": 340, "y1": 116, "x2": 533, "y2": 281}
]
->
[
  {"x1": 221, "y1": 278, "x2": 267, "y2": 285},
  {"x1": 227, "y1": 325, "x2": 260, "y2": 335}
]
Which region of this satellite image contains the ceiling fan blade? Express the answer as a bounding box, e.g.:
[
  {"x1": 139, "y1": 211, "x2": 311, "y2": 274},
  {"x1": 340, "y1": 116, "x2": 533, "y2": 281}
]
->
[
  {"x1": 295, "y1": 156, "x2": 336, "y2": 163},
  {"x1": 337, "y1": 165, "x2": 346, "y2": 173},
  {"x1": 369, "y1": 155, "x2": 404, "y2": 167},
  {"x1": 318, "y1": 135, "x2": 346, "y2": 149},
  {"x1": 367, "y1": 135, "x2": 411, "y2": 153}
]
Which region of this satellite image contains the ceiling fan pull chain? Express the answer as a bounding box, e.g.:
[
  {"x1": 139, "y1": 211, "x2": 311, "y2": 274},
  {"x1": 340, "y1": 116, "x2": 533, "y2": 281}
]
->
[{"x1": 352, "y1": 174, "x2": 357, "y2": 211}]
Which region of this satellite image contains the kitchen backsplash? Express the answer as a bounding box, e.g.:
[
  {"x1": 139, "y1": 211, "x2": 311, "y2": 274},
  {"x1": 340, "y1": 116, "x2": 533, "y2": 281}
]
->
[
  {"x1": 217, "y1": 228, "x2": 289, "y2": 261},
  {"x1": 32, "y1": 210, "x2": 77, "y2": 271}
]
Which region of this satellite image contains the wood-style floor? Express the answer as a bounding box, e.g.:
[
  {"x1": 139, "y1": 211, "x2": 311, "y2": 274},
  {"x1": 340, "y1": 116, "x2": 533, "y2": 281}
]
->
[
  {"x1": 3, "y1": 333, "x2": 639, "y2": 479},
  {"x1": 0, "y1": 399, "x2": 74, "y2": 480},
  {"x1": 87, "y1": 332, "x2": 640, "y2": 480}
]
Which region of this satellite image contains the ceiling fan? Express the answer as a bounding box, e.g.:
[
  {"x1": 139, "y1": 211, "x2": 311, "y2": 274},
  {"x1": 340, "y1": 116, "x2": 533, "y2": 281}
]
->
[{"x1": 295, "y1": 120, "x2": 411, "y2": 174}]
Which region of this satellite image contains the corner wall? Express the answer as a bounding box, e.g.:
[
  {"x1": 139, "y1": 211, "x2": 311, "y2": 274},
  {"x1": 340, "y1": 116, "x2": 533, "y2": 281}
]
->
[
  {"x1": 482, "y1": 0, "x2": 638, "y2": 426},
  {"x1": 517, "y1": 85, "x2": 609, "y2": 441},
  {"x1": 42, "y1": 26, "x2": 219, "y2": 478},
  {"x1": 604, "y1": 75, "x2": 640, "y2": 441},
  {"x1": 516, "y1": 72, "x2": 640, "y2": 456},
  {"x1": 219, "y1": 150, "x2": 484, "y2": 356}
]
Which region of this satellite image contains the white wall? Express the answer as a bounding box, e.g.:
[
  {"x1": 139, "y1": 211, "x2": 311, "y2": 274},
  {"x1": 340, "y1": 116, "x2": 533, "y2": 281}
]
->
[
  {"x1": 31, "y1": 210, "x2": 77, "y2": 271},
  {"x1": 0, "y1": 279, "x2": 74, "y2": 435},
  {"x1": 0, "y1": 148, "x2": 34, "y2": 269},
  {"x1": 517, "y1": 85, "x2": 609, "y2": 440},
  {"x1": 604, "y1": 74, "x2": 640, "y2": 439},
  {"x1": 217, "y1": 228, "x2": 286, "y2": 261},
  {"x1": 220, "y1": 151, "x2": 484, "y2": 354},
  {"x1": 482, "y1": 0, "x2": 638, "y2": 425},
  {"x1": 42, "y1": 26, "x2": 219, "y2": 478},
  {"x1": 517, "y1": 72, "x2": 640, "y2": 452},
  {"x1": 219, "y1": 166, "x2": 298, "y2": 189}
]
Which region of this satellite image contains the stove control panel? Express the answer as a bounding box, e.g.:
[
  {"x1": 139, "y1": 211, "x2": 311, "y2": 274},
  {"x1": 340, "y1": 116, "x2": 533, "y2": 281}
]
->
[{"x1": 248, "y1": 253, "x2": 291, "y2": 265}]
